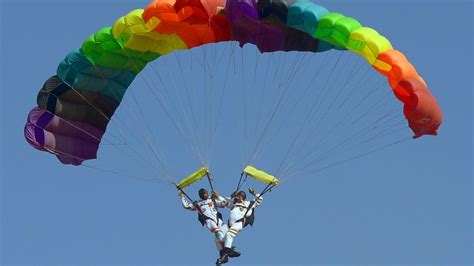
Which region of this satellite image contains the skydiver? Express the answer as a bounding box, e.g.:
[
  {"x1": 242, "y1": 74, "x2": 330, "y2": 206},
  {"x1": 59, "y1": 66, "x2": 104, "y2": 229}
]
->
[
  {"x1": 216, "y1": 187, "x2": 262, "y2": 264},
  {"x1": 179, "y1": 188, "x2": 228, "y2": 252}
]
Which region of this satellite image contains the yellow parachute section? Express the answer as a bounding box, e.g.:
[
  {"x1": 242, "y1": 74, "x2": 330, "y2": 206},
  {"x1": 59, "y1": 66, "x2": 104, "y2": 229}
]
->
[
  {"x1": 112, "y1": 9, "x2": 188, "y2": 56},
  {"x1": 243, "y1": 166, "x2": 279, "y2": 186},
  {"x1": 176, "y1": 167, "x2": 209, "y2": 189}
]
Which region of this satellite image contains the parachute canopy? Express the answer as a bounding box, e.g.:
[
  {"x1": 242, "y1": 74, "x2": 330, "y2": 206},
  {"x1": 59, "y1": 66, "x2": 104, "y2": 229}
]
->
[
  {"x1": 24, "y1": 0, "x2": 442, "y2": 166},
  {"x1": 176, "y1": 167, "x2": 209, "y2": 189},
  {"x1": 244, "y1": 166, "x2": 279, "y2": 186}
]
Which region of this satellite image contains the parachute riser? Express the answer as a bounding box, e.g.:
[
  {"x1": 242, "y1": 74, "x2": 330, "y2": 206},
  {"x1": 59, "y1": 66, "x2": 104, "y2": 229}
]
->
[
  {"x1": 206, "y1": 172, "x2": 215, "y2": 193},
  {"x1": 175, "y1": 184, "x2": 194, "y2": 203},
  {"x1": 205, "y1": 171, "x2": 220, "y2": 207},
  {"x1": 242, "y1": 182, "x2": 276, "y2": 220},
  {"x1": 175, "y1": 184, "x2": 207, "y2": 217},
  {"x1": 235, "y1": 171, "x2": 248, "y2": 193}
]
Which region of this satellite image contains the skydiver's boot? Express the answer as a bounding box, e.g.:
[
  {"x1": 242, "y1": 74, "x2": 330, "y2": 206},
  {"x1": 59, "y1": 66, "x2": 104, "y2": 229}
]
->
[
  {"x1": 216, "y1": 248, "x2": 230, "y2": 264},
  {"x1": 228, "y1": 246, "x2": 241, "y2": 258}
]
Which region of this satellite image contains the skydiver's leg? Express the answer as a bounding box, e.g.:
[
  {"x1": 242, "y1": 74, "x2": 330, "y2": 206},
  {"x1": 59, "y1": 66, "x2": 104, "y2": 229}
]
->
[
  {"x1": 217, "y1": 222, "x2": 242, "y2": 262},
  {"x1": 216, "y1": 222, "x2": 228, "y2": 252},
  {"x1": 219, "y1": 222, "x2": 228, "y2": 237},
  {"x1": 224, "y1": 222, "x2": 243, "y2": 249},
  {"x1": 215, "y1": 237, "x2": 223, "y2": 251},
  {"x1": 206, "y1": 219, "x2": 225, "y2": 242}
]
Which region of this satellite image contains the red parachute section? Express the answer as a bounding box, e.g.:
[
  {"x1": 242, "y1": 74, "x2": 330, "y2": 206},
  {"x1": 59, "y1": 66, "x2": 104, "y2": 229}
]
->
[{"x1": 374, "y1": 50, "x2": 442, "y2": 138}]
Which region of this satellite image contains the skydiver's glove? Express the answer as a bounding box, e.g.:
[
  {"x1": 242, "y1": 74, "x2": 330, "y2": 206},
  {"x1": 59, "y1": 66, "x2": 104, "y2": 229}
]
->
[
  {"x1": 230, "y1": 191, "x2": 237, "y2": 198},
  {"x1": 178, "y1": 191, "x2": 184, "y2": 198},
  {"x1": 248, "y1": 187, "x2": 256, "y2": 196},
  {"x1": 211, "y1": 191, "x2": 219, "y2": 199}
]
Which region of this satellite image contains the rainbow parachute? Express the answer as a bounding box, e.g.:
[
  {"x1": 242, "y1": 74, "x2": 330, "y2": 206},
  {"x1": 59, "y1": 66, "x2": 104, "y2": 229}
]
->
[{"x1": 24, "y1": 0, "x2": 442, "y2": 165}]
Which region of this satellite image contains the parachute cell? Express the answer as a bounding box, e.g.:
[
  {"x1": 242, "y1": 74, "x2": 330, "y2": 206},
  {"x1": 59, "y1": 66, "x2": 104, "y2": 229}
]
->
[{"x1": 25, "y1": 107, "x2": 104, "y2": 165}]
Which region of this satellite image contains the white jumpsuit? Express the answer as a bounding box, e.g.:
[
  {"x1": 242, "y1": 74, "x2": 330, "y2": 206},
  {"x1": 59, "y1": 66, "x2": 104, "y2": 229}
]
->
[
  {"x1": 224, "y1": 194, "x2": 262, "y2": 249},
  {"x1": 181, "y1": 196, "x2": 228, "y2": 249}
]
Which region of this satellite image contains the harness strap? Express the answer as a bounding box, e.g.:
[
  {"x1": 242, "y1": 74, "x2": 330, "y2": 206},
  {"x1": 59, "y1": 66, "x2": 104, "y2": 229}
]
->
[
  {"x1": 198, "y1": 210, "x2": 223, "y2": 226},
  {"x1": 234, "y1": 209, "x2": 255, "y2": 228}
]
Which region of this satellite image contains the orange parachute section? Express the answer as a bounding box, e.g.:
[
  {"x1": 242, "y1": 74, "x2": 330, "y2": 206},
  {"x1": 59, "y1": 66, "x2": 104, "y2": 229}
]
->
[
  {"x1": 143, "y1": 0, "x2": 231, "y2": 48},
  {"x1": 374, "y1": 50, "x2": 442, "y2": 138}
]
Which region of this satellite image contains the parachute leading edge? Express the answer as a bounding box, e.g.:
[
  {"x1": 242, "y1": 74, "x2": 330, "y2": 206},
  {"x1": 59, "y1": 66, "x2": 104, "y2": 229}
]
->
[
  {"x1": 177, "y1": 167, "x2": 209, "y2": 189},
  {"x1": 244, "y1": 166, "x2": 279, "y2": 186}
]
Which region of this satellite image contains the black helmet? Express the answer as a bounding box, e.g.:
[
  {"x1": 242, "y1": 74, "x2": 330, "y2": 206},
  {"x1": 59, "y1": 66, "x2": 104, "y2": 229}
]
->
[
  {"x1": 198, "y1": 188, "x2": 208, "y2": 200},
  {"x1": 237, "y1": 190, "x2": 246, "y2": 201}
]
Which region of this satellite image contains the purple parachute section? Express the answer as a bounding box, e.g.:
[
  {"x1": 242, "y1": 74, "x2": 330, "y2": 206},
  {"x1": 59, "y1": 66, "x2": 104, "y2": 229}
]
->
[{"x1": 25, "y1": 107, "x2": 104, "y2": 165}]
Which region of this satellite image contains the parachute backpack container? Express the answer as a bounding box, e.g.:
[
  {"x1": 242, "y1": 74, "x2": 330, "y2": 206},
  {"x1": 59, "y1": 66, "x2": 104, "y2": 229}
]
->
[
  {"x1": 176, "y1": 167, "x2": 209, "y2": 190},
  {"x1": 244, "y1": 166, "x2": 279, "y2": 186}
]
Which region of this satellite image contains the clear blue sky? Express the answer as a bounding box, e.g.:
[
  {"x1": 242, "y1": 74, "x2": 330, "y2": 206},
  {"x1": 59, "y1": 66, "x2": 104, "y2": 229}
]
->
[{"x1": 1, "y1": 0, "x2": 472, "y2": 265}]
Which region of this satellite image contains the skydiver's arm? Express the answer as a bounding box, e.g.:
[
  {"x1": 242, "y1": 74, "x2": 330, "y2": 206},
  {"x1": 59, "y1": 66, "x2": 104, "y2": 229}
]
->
[
  {"x1": 241, "y1": 195, "x2": 262, "y2": 217},
  {"x1": 214, "y1": 195, "x2": 228, "y2": 208},
  {"x1": 180, "y1": 196, "x2": 197, "y2": 211},
  {"x1": 224, "y1": 196, "x2": 234, "y2": 209},
  {"x1": 251, "y1": 193, "x2": 263, "y2": 209},
  {"x1": 247, "y1": 187, "x2": 262, "y2": 208}
]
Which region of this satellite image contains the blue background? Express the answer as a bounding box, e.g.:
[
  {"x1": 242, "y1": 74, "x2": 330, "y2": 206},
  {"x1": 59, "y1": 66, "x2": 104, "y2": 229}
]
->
[{"x1": 1, "y1": 0, "x2": 472, "y2": 265}]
